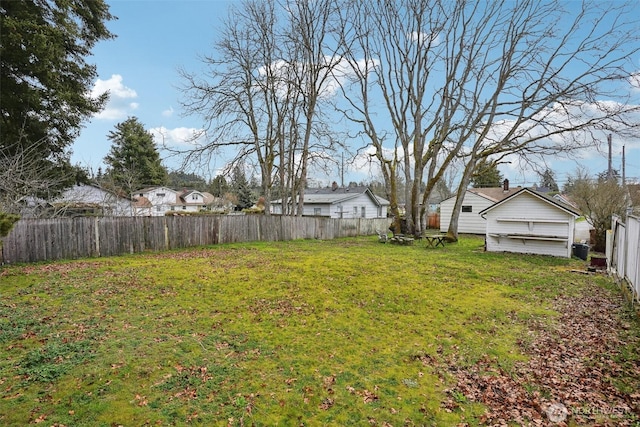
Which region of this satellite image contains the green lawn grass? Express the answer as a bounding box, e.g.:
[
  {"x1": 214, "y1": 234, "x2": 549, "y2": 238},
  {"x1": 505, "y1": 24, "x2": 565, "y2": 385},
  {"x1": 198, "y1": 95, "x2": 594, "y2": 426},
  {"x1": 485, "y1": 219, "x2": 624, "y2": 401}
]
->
[{"x1": 0, "y1": 236, "x2": 636, "y2": 426}]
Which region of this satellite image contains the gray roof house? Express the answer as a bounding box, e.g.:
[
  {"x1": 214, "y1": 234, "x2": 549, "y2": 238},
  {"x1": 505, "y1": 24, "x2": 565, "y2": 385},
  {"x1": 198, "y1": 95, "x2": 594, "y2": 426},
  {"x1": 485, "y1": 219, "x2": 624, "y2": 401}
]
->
[
  {"x1": 52, "y1": 184, "x2": 132, "y2": 217},
  {"x1": 271, "y1": 185, "x2": 390, "y2": 219}
]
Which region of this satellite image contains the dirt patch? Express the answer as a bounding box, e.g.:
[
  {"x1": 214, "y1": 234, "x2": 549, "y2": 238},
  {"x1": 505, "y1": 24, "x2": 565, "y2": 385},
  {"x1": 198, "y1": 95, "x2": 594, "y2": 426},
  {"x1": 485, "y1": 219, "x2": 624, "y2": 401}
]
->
[{"x1": 436, "y1": 285, "x2": 640, "y2": 426}]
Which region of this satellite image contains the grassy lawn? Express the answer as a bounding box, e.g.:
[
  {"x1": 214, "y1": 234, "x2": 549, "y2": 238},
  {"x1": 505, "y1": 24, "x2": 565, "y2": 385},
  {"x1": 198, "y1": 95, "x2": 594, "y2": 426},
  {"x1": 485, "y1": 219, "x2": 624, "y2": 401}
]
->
[{"x1": 0, "y1": 236, "x2": 638, "y2": 426}]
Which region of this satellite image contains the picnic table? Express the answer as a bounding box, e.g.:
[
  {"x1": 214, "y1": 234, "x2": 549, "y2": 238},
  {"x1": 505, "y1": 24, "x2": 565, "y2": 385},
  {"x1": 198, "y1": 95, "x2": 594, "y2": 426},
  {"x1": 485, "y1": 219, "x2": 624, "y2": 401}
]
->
[{"x1": 424, "y1": 234, "x2": 446, "y2": 248}]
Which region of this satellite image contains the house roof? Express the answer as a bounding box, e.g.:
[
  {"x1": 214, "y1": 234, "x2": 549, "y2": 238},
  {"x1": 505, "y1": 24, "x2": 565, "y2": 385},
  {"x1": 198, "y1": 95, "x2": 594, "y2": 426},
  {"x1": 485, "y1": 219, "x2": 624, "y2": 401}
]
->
[
  {"x1": 274, "y1": 186, "x2": 390, "y2": 206},
  {"x1": 552, "y1": 193, "x2": 579, "y2": 210},
  {"x1": 478, "y1": 187, "x2": 580, "y2": 217},
  {"x1": 134, "y1": 186, "x2": 177, "y2": 195},
  {"x1": 132, "y1": 196, "x2": 152, "y2": 208},
  {"x1": 440, "y1": 185, "x2": 523, "y2": 204},
  {"x1": 467, "y1": 186, "x2": 523, "y2": 203}
]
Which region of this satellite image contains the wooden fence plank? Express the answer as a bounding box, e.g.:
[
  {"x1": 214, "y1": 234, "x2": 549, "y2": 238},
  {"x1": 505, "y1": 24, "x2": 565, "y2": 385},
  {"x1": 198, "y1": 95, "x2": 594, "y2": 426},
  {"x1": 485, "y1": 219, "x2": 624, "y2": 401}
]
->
[{"x1": 1, "y1": 216, "x2": 390, "y2": 264}]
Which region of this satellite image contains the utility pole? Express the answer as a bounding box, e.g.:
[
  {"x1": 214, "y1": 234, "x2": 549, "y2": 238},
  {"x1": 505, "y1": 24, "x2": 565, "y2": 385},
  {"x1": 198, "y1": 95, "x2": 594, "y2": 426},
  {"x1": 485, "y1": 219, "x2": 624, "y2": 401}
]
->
[
  {"x1": 340, "y1": 152, "x2": 344, "y2": 187},
  {"x1": 607, "y1": 134, "x2": 614, "y2": 180},
  {"x1": 622, "y1": 145, "x2": 626, "y2": 186}
]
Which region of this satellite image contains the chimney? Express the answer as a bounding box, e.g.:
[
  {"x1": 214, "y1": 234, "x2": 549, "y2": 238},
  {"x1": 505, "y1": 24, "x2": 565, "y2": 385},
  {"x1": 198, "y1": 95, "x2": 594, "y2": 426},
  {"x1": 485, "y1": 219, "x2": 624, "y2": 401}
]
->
[
  {"x1": 331, "y1": 181, "x2": 338, "y2": 191},
  {"x1": 503, "y1": 179, "x2": 509, "y2": 192}
]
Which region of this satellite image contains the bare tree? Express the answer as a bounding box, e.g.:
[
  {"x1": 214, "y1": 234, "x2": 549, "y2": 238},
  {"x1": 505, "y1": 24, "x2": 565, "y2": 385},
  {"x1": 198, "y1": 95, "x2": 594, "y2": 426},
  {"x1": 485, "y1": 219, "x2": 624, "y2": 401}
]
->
[
  {"x1": 567, "y1": 169, "x2": 628, "y2": 252},
  {"x1": 336, "y1": 0, "x2": 640, "y2": 237},
  {"x1": 0, "y1": 140, "x2": 73, "y2": 217},
  {"x1": 177, "y1": 0, "x2": 344, "y2": 216}
]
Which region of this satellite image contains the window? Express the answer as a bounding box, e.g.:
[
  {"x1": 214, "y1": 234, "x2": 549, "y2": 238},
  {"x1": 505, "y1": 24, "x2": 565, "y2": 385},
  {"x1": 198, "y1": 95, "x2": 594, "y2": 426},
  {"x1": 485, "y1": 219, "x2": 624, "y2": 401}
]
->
[
  {"x1": 192, "y1": 194, "x2": 198, "y2": 200},
  {"x1": 156, "y1": 206, "x2": 162, "y2": 212},
  {"x1": 337, "y1": 205, "x2": 343, "y2": 218},
  {"x1": 462, "y1": 205, "x2": 472, "y2": 213},
  {"x1": 156, "y1": 193, "x2": 165, "y2": 197},
  {"x1": 354, "y1": 206, "x2": 358, "y2": 216},
  {"x1": 361, "y1": 206, "x2": 366, "y2": 218},
  {"x1": 377, "y1": 206, "x2": 382, "y2": 217},
  {"x1": 182, "y1": 206, "x2": 187, "y2": 210},
  {"x1": 314, "y1": 208, "x2": 321, "y2": 216}
]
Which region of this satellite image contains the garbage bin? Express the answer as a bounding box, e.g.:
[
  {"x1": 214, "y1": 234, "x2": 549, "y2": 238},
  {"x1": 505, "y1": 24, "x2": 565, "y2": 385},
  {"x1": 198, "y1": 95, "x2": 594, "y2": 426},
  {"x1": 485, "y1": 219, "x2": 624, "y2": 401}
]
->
[{"x1": 572, "y1": 243, "x2": 589, "y2": 261}]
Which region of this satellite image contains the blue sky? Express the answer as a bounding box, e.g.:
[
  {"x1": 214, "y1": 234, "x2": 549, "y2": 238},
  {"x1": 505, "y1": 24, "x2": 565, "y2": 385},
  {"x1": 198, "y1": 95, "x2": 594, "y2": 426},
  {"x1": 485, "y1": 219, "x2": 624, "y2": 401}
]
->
[{"x1": 73, "y1": 0, "x2": 640, "y2": 189}]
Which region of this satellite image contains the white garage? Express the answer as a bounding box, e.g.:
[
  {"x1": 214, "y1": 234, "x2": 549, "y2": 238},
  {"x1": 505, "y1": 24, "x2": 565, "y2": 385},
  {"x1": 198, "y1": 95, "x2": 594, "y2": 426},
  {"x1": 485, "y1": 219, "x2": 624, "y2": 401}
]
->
[{"x1": 480, "y1": 188, "x2": 580, "y2": 258}]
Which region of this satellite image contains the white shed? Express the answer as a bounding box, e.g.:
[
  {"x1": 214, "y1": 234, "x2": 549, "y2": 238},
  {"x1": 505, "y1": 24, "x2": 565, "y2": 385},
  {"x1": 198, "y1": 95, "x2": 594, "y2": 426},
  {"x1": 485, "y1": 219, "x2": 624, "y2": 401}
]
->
[
  {"x1": 479, "y1": 188, "x2": 580, "y2": 258},
  {"x1": 440, "y1": 181, "x2": 522, "y2": 234}
]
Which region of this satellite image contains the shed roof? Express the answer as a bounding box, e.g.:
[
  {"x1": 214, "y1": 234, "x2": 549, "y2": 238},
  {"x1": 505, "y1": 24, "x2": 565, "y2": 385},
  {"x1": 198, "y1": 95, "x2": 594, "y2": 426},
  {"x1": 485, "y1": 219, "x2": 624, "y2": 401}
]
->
[
  {"x1": 440, "y1": 186, "x2": 522, "y2": 204},
  {"x1": 478, "y1": 187, "x2": 580, "y2": 217},
  {"x1": 467, "y1": 186, "x2": 523, "y2": 202}
]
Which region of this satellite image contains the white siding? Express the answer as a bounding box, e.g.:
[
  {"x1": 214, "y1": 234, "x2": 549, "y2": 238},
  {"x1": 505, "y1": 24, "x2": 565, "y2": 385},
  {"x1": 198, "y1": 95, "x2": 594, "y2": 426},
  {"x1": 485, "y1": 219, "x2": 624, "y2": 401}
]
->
[
  {"x1": 271, "y1": 194, "x2": 386, "y2": 219},
  {"x1": 484, "y1": 192, "x2": 576, "y2": 258},
  {"x1": 136, "y1": 187, "x2": 177, "y2": 216},
  {"x1": 440, "y1": 192, "x2": 492, "y2": 234},
  {"x1": 302, "y1": 203, "x2": 332, "y2": 217}
]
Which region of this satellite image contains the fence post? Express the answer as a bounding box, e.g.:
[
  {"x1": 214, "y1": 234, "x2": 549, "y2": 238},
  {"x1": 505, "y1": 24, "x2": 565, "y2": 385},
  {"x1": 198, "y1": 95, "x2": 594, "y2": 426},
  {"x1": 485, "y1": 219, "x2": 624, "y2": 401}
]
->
[
  {"x1": 164, "y1": 217, "x2": 169, "y2": 250},
  {"x1": 94, "y1": 217, "x2": 100, "y2": 257}
]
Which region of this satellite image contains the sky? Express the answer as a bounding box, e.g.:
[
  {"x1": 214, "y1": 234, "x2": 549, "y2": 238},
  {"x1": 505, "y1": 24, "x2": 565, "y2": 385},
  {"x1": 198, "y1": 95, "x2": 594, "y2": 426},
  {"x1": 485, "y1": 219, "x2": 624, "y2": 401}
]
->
[{"x1": 72, "y1": 0, "x2": 640, "y2": 190}]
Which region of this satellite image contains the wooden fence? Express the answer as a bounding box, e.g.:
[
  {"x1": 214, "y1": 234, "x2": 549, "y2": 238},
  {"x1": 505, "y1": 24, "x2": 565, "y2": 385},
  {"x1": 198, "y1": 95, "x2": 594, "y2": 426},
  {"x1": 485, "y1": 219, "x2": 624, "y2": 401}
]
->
[
  {"x1": 607, "y1": 215, "x2": 640, "y2": 304},
  {"x1": 1, "y1": 215, "x2": 390, "y2": 264}
]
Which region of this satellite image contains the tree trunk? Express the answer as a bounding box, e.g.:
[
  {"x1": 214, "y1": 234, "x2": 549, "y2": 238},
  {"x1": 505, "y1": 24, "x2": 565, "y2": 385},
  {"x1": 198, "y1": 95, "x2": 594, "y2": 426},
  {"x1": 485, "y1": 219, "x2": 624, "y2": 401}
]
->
[{"x1": 446, "y1": 157, "x2": 477, "y2": 242}]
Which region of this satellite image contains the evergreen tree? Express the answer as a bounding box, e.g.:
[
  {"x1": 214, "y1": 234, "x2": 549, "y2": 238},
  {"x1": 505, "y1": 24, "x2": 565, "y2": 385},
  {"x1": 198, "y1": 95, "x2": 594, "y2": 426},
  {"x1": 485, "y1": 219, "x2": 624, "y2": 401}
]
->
[
  {"x1": 470, "y1": 159, "x2": 503, "y2": 188},
  {"x1": 104, "y1": 117, "x2": 168, "y2": 193},
  {"x1": 209, "y1": 175, "x2": 229, "y2": 197},
  {"x1": 538, "y1": 168, "x2": 559, "y2": 192},
  {"x1": 1, "y1": 0, "x2": 115, "y2": 193},
  {"x1": 231, "y1": 165, "x2": 254, "y2": 209}
]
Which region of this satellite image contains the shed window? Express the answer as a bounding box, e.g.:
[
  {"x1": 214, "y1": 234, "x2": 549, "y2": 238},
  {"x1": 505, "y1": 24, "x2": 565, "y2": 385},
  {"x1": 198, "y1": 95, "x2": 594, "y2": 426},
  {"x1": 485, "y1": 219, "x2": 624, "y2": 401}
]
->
[
  {"x1": 462, "y1": 205, "x2": 472, "y2": 213},
  {"x1": 361, "y1": 206, "x2": 366, "y2": 218},
  {"x1": 314, "y1": 208, "x2": 321, "y2": 215}
]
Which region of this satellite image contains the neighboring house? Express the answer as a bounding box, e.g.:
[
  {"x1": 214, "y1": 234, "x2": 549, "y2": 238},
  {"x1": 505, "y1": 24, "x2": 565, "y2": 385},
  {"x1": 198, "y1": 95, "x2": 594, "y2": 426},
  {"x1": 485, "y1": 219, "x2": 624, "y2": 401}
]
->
[
  {"x1": 479, "y1": 187, "x2": 580, "y2": 258},
  {"x1": 132, "y1": 186, "x2": 178, "y2": 216},
  {"x1": 169, "y1": 189, "x2": 217, "y2": 214},
  {"x1": 440, "y1": 180, "x2": 521, "y2": 234},
  {"x1": 132, "y1": 186, "x2": 224, "y2": 216},
  {"x1": 552, "y1": 193, "x2": 579, "y2": 210},
  {"x1": 271, "y1": 184, "x2": 390, "y2": 219},
  {"x1": 52, "y1": 184, "x2": 132, "y2": 217}
]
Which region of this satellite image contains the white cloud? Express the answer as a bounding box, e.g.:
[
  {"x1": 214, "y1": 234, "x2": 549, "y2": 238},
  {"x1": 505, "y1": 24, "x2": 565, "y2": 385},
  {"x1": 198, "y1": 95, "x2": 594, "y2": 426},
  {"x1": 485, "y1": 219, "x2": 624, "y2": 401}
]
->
[
  {"x1": 150, "y1": 126, "x2": 206, "y2": 147},
  {"x1": 256, "y1": 56, "x2": 377, "y2": 101},
  {"x1": 91, "y1": 74, "x2": 138, "y2": 120},
  {"x1": 630, "y1": 71, "x2": 640, "y2": 92},
  {"x1": 162, "y1": 106, "x2": 174, "y2": 118},
  {"x1": 409, "y1": 31, "x2": 441, "y2": 47}
]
